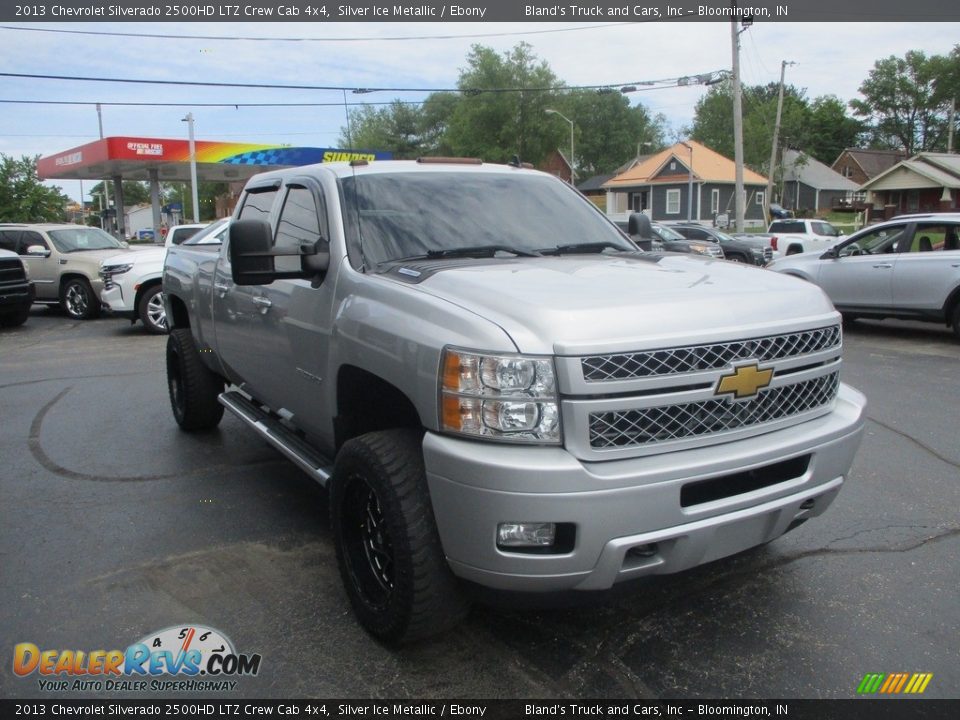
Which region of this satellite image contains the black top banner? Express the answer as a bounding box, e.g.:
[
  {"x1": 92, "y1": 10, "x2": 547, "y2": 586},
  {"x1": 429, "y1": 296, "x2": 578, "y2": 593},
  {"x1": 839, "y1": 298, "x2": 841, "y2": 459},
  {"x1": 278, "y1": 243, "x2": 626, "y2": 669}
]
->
[{"x1": 5, "y1": 0, "x2": 960, "y2": 23}]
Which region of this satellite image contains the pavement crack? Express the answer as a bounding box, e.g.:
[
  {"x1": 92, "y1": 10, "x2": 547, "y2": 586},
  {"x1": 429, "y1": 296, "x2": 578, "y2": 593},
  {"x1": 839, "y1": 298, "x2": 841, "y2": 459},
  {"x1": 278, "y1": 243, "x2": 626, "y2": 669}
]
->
[{"x1": 866, "y1": 415, "x2": 960, "y2": 470}]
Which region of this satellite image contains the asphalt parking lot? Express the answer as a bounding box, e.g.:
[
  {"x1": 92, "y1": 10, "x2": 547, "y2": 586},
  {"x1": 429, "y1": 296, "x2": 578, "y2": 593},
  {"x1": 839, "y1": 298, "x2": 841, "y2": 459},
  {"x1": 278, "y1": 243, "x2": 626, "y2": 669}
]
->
[{"x1": 1, "y1": 307, "x2": 958, "y2": 700}]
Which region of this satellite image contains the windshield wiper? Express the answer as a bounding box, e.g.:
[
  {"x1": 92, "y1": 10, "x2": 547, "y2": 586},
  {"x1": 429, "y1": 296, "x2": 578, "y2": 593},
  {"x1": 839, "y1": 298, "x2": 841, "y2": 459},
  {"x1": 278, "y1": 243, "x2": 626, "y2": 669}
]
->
[
  {"x1": 386, "y1": 245, "x2": 541, "y2": 264},
  {"x1": 539, "y1": 241, "x2": 627, "y2": 256}
]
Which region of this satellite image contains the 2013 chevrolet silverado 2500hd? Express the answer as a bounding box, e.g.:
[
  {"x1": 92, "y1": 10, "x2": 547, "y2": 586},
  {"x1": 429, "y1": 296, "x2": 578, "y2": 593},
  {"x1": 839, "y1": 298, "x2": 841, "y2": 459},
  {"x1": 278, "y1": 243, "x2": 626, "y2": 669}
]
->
[{"x1": 162, "y1": 158, "x2": 866, "y2": 644}]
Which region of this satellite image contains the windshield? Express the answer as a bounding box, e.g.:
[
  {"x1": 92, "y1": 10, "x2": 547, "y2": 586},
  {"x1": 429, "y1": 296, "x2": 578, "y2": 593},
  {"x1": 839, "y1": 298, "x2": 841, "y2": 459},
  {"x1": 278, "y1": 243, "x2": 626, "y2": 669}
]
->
[
  {"x1": 48, "y1": 227, "x2": 124, "y2": 253},
  {"x1": 340, "y1": 171, "x2": 635, "y2": 268},
  {"x1": 183, "y1": 219, "x2": 229, "y2": 245},
  {"x1": 652, "y1": 224, "x2": 685, "y2": 241},
  {"x1": 713, "y1": 231, "x2": 738, "y2": 242}
]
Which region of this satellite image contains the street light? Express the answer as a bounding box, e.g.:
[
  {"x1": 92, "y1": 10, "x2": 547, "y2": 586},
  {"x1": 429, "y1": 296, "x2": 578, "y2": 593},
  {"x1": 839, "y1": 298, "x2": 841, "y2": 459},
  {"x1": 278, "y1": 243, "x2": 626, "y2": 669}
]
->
[
  {"x1": 181, "y1": 113, "x2": 200, "y2": 223},
  {"x1": 545, "y1": 108, "x2": 575, "y2": 185},
  {"x1": 679, "y1": 140, "x2": 694, "y2": 222}
]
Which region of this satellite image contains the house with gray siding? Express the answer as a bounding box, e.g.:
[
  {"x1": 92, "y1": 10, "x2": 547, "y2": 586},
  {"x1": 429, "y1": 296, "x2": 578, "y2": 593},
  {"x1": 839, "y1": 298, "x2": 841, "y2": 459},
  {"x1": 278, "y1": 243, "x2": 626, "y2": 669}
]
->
[{"x1": 779, "y1": 149, "x2": 859, "y2": 213}]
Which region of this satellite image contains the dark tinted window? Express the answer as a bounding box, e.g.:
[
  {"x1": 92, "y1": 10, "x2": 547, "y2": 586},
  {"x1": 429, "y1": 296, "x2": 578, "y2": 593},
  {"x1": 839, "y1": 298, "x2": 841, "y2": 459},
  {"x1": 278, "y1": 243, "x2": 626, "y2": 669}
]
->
[
  {"x1": 340, "y1": 172, "x2": 633, "y2": 269},
  {"x1": 275, "y1": 186, "x2": 324, "y2": 273},
  {"x1": 771, "y1": 220, "x2": 805, "y2": 234},
  {"x1": 238, "y1": 188, "x2": 278, "y2": 221},
  {"x1": 0, "y1": 230, "x2": 19, "y2": 253}
]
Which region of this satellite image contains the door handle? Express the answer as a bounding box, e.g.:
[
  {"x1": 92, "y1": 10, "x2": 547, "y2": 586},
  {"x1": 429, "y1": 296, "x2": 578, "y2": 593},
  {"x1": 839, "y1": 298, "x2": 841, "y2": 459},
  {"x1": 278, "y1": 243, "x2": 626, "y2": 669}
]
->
[
  {"x1": 214, "y1": 282, "x2": 230, "y2": 295},
  {"x1": 871, "y1": 263, "x2": 893, "y2": 269},
  {"x1": 252, "y1": 296, "x2": 273, "y2": 312}
]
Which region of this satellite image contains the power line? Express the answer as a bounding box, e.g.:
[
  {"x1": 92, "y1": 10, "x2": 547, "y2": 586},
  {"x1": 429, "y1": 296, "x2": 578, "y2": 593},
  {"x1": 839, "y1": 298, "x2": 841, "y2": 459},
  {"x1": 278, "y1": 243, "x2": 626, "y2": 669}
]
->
[
  {"x1": 0, "y1": 98, "x2": 425, "y2": 108},
  {"x1": 0, "y1": 70, "x2": 729, "y2": 95},
  {"x1": 0, "y1": 22, "x2": 634, "y2": 43}
]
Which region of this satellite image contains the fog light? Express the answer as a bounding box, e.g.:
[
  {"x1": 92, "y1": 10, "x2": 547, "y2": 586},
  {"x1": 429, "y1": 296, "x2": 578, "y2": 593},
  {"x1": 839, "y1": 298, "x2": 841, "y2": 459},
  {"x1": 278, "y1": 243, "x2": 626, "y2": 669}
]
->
[{"x1": 497, "y1": 522, "x2": 556, "y2": 547}]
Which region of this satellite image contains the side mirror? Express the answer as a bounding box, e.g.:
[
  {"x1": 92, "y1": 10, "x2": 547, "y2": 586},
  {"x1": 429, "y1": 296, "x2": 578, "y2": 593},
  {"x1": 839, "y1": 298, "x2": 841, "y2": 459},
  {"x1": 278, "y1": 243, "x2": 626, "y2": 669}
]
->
[
  {"x1": 628, "y1": 212, "x2": 652, "y2": 240},
  {"x1": 821, "y1": 246, "x2": 839, "y2": 260},
  {"x1": 228, "y1": 219, "x2": 330, "y2": 286},
  {"x1": 25, "y1": 245, "x2": 51, "y2": 258}
]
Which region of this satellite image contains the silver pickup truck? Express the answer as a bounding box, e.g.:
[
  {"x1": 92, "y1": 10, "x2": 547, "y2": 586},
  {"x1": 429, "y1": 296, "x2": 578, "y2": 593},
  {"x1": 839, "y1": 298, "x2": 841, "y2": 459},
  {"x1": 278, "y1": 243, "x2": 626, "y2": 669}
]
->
[{"x1": 163, "y1": 159, "x2": 866, "y2": 644}]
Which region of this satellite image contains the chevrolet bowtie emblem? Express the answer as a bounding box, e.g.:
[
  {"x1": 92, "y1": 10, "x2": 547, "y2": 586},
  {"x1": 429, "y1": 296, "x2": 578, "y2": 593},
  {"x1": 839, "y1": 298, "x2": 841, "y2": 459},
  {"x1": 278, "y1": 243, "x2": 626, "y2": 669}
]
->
[{"x1": 716, "y1": 363, "x2": 774, "y2": 400}]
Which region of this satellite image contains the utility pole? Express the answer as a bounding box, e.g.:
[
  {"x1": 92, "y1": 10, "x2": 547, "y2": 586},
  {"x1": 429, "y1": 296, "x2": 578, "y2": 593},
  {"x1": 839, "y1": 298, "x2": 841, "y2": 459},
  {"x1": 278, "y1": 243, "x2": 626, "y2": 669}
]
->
[
  {"x1": 765, "y1": 60, "x2": 795, "y2": 224},
  {"x1": 680, "y1": 141, "x2": 694, "y2": 222},
  {"x1": 182, "y1": 113, "x2": 200, "y2": 223},
  {"x1": 731, "y1": 19, "x2": 746, "y2": 233},
  {"x1": 949, "y1": 99, "x2": 956, "y2": 154}
]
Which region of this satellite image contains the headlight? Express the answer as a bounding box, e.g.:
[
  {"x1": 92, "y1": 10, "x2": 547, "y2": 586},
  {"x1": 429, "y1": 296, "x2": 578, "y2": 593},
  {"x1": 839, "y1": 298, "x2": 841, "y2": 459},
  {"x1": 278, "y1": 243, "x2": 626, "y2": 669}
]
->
[
  {"x1": 102, "y1": 263, "x2": 133, "y2": 276},
  {"x1": 440, "y1": 348, "x2": 560, "y2": 444}
]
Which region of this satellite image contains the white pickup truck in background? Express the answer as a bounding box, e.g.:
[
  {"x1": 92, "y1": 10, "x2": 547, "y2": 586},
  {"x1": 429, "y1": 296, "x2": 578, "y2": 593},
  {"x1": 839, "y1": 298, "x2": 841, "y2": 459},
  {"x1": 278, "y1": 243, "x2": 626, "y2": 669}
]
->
[{"x1": 768, "y1": 218, "x2": 845, "y2": 255}]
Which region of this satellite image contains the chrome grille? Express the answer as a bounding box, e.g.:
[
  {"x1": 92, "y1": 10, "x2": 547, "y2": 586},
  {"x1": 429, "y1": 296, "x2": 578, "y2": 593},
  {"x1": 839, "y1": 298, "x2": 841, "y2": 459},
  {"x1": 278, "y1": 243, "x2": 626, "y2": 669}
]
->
[
  {"x1": 589, "y1": 372, "x2": 839, "y2": 449},
  {"x1": 762, "y1": 247, "x2": 773, "y2": 263},
  {"x1": 581, "y1": 325, "x2": 840, "y2": 382}
]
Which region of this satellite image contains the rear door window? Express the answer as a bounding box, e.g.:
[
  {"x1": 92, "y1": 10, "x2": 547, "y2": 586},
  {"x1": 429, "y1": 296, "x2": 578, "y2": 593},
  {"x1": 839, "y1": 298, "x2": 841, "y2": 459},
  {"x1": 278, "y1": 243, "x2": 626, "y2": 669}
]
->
[{"x1": 0, "y1": 230, "x2": 19, "y2": 253}]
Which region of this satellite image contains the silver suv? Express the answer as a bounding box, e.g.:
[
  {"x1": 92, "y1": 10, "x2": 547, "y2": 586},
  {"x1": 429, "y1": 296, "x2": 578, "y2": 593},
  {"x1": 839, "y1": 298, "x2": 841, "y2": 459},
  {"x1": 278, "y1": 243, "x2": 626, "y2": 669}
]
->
[
  {"x1": 769, "y1": 213, "x2": 960, "y2": 338},
  {"x1": 0, "y1": 224, "x2": 133, "y2": 320}
]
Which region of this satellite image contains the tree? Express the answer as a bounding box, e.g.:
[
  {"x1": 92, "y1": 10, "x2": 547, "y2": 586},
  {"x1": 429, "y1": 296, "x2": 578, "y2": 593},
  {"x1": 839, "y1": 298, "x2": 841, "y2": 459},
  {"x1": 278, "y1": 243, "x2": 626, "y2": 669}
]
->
[
  {"x1": 342, "y1": 97, "x2": 457, "y2": 158},
  {"x1": 556, "y1": 90, "x2": 667, "y2": 176},
  {"x1": 691, "y1": 81, "x2": 862, "y2": 173},
  {"x1": 850, "y1": 49, "x2": 957, "y2": 154},
  {"x1": 0, "y1": 154, "x2": 70, "y2": 222},
  {"x1": 340, "y1": 42, "x2": 668, "y2": 175},
  {"x1": 88, "y1": 180, "x2": 152, "y2": 207},
  {"x1": 806, "y1": 95, "x2": 865, "y2": 164},
  {"x1": 444, "y1": 43, "x2": 563, "y2": 165}
]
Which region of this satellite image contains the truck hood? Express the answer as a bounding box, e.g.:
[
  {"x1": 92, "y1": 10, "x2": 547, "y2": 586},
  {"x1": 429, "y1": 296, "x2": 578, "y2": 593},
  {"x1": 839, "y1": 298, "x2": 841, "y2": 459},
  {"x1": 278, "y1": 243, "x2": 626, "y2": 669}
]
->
[{"x1": 409, "y1": 254, "x2": 837, "y2": 355}]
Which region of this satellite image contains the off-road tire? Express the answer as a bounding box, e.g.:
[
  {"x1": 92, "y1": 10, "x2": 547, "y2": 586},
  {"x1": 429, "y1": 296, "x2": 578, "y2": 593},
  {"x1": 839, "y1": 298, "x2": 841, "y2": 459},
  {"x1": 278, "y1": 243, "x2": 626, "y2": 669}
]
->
[
  {"x1": 0, "y1": 304, "x2": 30, "y2": 327},
  {"x1": 61, "y1": 278, "x2": 100, "y2": 320},
  {"x1": 166, "y1": 328, "x2": 224, "y2": 431},
  {"x1": 138, "y1": 284, "x2": 168, "y2": 334},
  {"x1": 330, "y1": 429, "x2": 470, "y2": 644}
]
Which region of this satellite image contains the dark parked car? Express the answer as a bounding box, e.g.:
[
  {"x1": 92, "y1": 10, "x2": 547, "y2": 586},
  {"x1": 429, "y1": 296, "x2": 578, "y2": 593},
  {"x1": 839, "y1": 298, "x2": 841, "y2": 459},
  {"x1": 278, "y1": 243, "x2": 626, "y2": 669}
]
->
[
  {"x1": 668, "y1": 223, "x2": 772, "y2": 266},
  {"x1": 619, "y1": 215, "x2": 725, "y2": 259}
]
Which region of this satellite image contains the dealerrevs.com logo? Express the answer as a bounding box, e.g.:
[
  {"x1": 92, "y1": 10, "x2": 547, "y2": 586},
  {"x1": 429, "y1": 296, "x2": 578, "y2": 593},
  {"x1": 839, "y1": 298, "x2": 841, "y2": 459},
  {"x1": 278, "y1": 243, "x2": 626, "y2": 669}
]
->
[{"x1": 14, "y1": 625, "x2": 261, "y2": 693}]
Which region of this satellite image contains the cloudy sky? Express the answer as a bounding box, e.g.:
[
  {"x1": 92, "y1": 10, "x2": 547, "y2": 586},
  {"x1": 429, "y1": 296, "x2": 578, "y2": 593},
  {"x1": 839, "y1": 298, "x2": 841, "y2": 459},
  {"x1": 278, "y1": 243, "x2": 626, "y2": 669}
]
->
[{"x1": 1, "y1": 20, "x2": 957, "y2": 202}]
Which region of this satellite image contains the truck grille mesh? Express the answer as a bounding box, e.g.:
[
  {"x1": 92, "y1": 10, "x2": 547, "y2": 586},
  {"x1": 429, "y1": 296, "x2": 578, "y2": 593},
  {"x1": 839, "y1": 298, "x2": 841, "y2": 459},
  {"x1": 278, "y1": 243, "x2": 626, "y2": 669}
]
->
[
  {"x1": 581, "y1": 325, "x2": 840, "y2": 382},
  {"x1": 0, "y1": 258, "x2": 27, "y2": 286},
  {"x1": 589, "y1": 372, "x2": 839, "y2": 449}
]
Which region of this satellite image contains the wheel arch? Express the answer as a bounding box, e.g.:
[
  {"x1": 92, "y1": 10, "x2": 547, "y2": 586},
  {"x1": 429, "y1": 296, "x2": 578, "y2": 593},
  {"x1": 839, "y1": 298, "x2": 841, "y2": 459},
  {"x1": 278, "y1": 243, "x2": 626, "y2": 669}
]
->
[
  {"x1": 335, "y1": 365, "x2": 423, "y2": 450},
  {"x1": 942, "y1": 283, "x2": 960, "y2": 325},
  {"x1": 133, "y1": 277, "x2": 163, "y2": 316},
  {"x1": 165, "y1": 292, "x2": 191, "y2": 330}
]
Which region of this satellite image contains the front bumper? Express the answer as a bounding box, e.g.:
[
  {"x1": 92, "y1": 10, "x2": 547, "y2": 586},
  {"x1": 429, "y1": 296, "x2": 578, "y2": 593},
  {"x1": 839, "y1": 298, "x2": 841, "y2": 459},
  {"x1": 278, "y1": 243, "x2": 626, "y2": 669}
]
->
[
  {"x1": 424, "y1": 382, "x2": 865, "y2": 592},
  {"x1": 0, "y1": 282, "x2": 34, "y2": 309},
  {"x1": 99, "y1": 284, "x2": 135, "y2": 318}
]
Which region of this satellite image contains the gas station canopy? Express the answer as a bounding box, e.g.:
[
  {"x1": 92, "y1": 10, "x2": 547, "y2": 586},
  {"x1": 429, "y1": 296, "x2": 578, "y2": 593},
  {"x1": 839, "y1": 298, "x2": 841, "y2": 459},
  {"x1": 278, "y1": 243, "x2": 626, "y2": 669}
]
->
[{"x1": 38, "y1": 136, "x2": 392, "y2": 183}]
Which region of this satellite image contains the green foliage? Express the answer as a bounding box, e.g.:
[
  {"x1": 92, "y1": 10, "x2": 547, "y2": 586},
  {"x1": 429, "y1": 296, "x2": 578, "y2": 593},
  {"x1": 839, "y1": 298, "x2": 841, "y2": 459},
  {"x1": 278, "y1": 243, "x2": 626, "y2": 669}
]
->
[
  {"x1": 850, "y1": 47, "x2": 958, "y2": 154},
  {"x1": 341, "y1": 42, "x2": 665, "y2": 176},
  {"x1": 0, "y1": 154, "x2": 70, "y2": 222},
  {"x1": 88, "y1": 180, "x2": 153, "y2": 207},
  {"x1": 691, "y1": 82, "x2": 862, "y2": 172},
  {"x1": 556, "y1": 90, "x2": 667, "y2": 176},
  {"x1": 446, "y1": 43, "x2": 562, "y2": 165},
  {"x1": 807, "y1": 96, "x2": 865, "y2": 164}
]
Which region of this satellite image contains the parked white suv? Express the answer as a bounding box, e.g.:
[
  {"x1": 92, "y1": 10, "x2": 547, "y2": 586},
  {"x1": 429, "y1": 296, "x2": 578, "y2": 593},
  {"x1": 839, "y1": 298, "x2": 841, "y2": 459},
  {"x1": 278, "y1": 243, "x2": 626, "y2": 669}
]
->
[{"x1": 100, "y1": 219, "x2": 228, "y2": 334}]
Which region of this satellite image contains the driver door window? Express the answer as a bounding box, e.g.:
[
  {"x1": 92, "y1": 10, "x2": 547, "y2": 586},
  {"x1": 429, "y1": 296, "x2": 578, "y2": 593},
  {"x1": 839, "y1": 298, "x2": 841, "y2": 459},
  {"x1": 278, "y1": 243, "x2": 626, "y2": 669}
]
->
[
  {"x1": 275, "y1": 186, "x2": 326, "y2": 274},
  {"x1": 839, "y1": 225, "x2": 906, "y2": 256}
]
